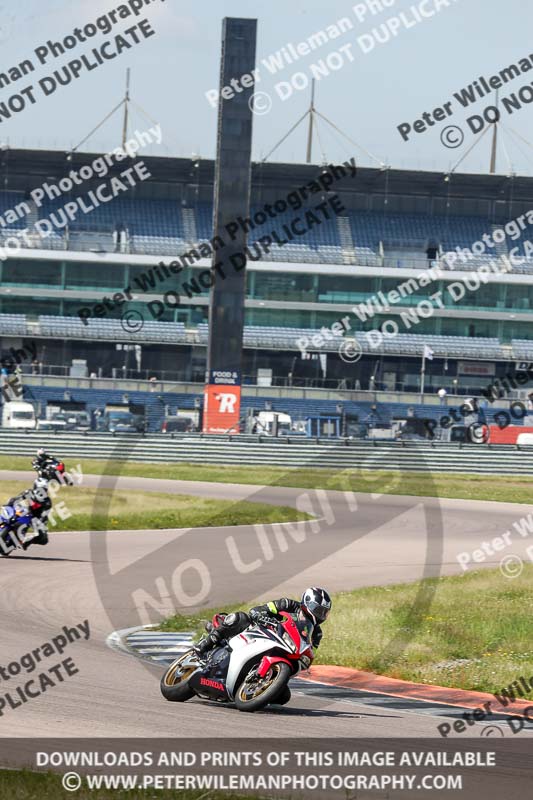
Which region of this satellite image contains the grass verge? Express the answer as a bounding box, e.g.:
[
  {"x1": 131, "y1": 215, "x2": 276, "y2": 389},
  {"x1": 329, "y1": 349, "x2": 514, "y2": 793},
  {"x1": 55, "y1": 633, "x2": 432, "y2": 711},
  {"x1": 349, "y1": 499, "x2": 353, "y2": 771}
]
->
[
  {"x1": 0, "y1": 770, "x2": 251, "y2": 800},
  {"x1": 0, "y1": 482, "x2": 309, "y2": 532},
  {"x1": 1, "y1": 455, "x2": 532, "y2": 504},
  {"x1": 161, "y1": 564, "x2": 533, "y2": 696}
]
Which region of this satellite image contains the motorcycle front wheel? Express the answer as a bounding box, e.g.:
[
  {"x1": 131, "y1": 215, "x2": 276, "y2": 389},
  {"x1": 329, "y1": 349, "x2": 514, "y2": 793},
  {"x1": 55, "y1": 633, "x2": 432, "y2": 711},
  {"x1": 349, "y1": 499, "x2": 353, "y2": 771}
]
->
[
  {"x1": 234, "y1": 662, "x2": 291, "y2": 712},
  {"x1": 160, "y1": 651, "x2": 198, "y2": 702}
]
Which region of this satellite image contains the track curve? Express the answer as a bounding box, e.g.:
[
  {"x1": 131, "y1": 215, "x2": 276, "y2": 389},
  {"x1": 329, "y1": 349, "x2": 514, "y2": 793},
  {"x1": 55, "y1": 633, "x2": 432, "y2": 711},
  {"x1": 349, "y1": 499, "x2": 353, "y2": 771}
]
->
[{"x1": 0, "y1": 471, "x2": 531, "y2": 738}]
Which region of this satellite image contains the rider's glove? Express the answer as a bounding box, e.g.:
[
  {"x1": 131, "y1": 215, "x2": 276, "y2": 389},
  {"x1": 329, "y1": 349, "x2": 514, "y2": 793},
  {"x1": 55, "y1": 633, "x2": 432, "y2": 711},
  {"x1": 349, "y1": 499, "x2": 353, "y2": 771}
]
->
[{"x1": 250, "y1": 611, "x2": 272, "y2": 628}]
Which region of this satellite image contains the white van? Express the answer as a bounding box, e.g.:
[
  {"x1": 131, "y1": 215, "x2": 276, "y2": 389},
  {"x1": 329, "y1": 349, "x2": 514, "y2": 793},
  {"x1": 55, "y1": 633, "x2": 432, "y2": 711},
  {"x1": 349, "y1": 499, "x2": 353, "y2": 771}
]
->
[
  {"x1": 255, "y1": 411, "x2": 292, "y2": 436},
  {"x1": 2, "y1": 401, "x2": 36, "y2": 429}
]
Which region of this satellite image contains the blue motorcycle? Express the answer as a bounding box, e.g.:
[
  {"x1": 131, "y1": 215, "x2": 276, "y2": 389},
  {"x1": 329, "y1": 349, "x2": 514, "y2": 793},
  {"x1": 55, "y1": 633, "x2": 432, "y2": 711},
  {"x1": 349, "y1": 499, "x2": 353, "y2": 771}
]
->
[{"x1": 0, "y1": 505, "x2": 33, "y2": 557}]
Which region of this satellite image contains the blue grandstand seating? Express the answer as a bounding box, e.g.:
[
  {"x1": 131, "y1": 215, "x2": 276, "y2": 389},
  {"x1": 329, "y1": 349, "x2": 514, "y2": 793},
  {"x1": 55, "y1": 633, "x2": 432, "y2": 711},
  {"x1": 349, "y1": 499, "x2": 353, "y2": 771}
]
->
[
  {"x1": 38, "y1": 316, "x2": 188, "y2": 343},
  {"x1": 0, "y1": 316, "x2": 530, "y2": 357},
  {"x1": 0, "y1": 314, "x2": 28, "y2": 335},
  {"x1": 0, "y1": 192, "x2": 30, "y2": 229},
  {"x1": 2, "y1": 184, "x2": 531, "y2": 272},
  {"x1": 196, "y1": 322, "x2": 529, "y2": 358}
]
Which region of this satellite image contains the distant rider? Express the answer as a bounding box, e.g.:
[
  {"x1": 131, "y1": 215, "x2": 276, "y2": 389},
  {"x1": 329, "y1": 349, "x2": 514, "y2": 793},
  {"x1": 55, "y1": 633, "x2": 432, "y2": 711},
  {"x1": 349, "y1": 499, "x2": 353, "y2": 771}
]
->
[
  {"x1": 7, "y1": 449, "x2": 64, "y2": 549},
  {"x1": 32, "y1": 448, "x2": 59, "y2": 480},
  {"x1": 8, "y1": 476, "x2": 51, "y2": 549}
]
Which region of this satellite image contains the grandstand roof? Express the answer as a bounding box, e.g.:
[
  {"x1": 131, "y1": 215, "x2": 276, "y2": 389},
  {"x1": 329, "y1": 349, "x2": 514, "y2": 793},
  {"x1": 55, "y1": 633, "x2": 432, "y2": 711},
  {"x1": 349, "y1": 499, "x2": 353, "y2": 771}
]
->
[{"x1": 2, "y1": 148, "x2": 533, "y2": 207}]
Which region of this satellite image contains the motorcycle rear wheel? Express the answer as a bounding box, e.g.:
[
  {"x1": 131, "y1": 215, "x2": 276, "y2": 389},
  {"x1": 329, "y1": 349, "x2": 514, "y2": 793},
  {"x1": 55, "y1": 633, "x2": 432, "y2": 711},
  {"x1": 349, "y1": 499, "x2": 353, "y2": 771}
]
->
[
  {"x1": 160, "y1": 651, "x2": 198, "y2": 702},
  {"x1": 234, "y1": 662, "x2": 291, "y2": 712}
]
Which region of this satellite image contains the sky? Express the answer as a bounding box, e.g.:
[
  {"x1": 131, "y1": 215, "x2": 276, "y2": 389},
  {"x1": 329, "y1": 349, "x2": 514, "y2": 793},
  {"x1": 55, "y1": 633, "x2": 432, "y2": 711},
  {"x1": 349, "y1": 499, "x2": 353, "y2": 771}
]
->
[{"x1": 1, "y1": 0, "x2": 533, "y2": 175}]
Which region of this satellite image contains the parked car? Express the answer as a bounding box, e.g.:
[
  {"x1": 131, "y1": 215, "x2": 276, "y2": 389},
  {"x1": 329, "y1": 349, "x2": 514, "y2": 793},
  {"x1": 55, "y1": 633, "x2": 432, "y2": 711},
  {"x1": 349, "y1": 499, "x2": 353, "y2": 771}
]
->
[
  {"x1": 63, "y1": 411, "x2": 91, "y2": 431},
  {"x1": 161, "y1": 416, "x2": 194, "y2": 433},
  {"x1": 37, "y1": 416, "x2": 67, "y2": 432},
  {"x1": 99, "y1": 410, "x2": 145, "y2": 433}
]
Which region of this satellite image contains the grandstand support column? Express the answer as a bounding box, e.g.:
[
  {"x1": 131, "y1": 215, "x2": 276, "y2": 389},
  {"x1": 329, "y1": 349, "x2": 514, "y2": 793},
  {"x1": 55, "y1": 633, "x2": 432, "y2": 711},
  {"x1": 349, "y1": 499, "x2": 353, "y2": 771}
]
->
[{"x1": 203, "y1": 17, "x2": 257, "y2": 434}]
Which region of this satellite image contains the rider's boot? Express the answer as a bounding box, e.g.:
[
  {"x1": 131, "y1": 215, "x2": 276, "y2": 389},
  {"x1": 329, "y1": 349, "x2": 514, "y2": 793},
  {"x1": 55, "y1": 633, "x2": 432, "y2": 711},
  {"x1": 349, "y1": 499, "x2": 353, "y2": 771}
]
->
[{"x1": 193, "y1": 631, "x2": 220, "y2": 657}]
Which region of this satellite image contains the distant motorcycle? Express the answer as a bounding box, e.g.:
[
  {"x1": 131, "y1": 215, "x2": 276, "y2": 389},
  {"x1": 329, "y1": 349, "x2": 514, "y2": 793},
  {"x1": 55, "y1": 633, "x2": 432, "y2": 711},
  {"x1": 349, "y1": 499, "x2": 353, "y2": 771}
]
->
[
  {"x1": 0, "y1": 504, "x2": 33, "y2": 557},
  {"x1": 161, "y1": 611, "x2": 314, "y2": 712},
  {"x1": 34, "y1": 455, "x2": 73, "y2": 485}
]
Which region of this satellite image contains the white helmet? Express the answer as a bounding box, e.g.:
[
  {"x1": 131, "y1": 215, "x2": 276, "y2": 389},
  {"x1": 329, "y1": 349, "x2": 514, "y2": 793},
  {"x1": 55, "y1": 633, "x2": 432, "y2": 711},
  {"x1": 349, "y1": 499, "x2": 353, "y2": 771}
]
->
[
  {"x1": 31, "y1": 476, "x2": 49, "y2": 501},
  {"x1": 301, "y1": 587, "x2": 332, "y2": 624}
]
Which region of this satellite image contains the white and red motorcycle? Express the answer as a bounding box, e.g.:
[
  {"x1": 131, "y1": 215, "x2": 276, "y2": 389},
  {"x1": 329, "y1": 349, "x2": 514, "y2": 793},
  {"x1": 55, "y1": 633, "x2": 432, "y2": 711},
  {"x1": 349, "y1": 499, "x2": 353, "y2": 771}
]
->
[{"x1": 160, "y1": 611, "x2": 314, "y2": 712}]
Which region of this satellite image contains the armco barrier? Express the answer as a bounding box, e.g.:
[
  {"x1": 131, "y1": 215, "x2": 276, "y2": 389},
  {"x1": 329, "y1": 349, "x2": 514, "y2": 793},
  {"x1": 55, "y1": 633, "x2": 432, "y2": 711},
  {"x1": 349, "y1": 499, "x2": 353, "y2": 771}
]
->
[{"x1": 0, "y1": 430, "x2": 532, "y2": 475}]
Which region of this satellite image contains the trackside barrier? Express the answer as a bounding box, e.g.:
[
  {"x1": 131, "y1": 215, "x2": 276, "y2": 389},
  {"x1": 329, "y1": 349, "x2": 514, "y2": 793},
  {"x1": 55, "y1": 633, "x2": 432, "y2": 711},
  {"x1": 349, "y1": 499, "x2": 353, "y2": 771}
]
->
[{"x1": 0, "y1": 431, "x2": 532, "y2": 475}]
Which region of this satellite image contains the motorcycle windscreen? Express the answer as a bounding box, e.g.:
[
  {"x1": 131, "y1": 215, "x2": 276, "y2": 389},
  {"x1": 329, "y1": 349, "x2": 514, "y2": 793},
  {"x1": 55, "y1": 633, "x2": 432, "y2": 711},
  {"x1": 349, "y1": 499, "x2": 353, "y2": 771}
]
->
[{"x1": 294, "y1": 611, "x2": 315, "y2": 652}]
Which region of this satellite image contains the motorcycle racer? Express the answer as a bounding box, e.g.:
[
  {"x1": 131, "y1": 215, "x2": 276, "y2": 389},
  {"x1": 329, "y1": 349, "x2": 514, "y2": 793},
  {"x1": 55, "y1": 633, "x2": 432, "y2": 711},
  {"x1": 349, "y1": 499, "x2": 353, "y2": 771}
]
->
[
  {"x1": 4, "y1": 450, "x2": 67, "y2": 550},
  {"x1": 195, "y1": 587, "x2": 332, "y2": 657},
  {"x1": 7, "y1": 476, "x2": 52, "y2": 549},
  {"x1": 162, "y1": 588, "x2": 330, "y2": 710},
  {"x1": 32, "y1": 448, "x2": 50, "y2": 473},
  {"x1": 32, "y1": 448, "x2": 69, "y2": 482}
]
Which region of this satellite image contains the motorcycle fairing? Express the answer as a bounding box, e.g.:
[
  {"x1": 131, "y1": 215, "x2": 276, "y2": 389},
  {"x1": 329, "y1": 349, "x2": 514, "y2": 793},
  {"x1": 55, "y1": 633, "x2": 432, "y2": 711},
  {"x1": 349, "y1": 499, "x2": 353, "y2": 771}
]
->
[
  {"x1": 0, "y1": 504, "x2": 33, "y2": 551},
  {"x1": 225, "y1": 624, "x2": 292, "y2": 698},
  {"x1": 189, "y1": 647, "x2": 232, "y2": 700}
]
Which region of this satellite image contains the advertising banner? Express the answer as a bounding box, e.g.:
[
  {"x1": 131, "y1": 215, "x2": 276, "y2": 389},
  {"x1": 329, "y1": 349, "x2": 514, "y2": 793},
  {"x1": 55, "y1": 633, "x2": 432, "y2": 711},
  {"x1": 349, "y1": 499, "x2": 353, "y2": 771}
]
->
[{"x1": 203, "y1": 383, "x2": 242, "y2": 433}]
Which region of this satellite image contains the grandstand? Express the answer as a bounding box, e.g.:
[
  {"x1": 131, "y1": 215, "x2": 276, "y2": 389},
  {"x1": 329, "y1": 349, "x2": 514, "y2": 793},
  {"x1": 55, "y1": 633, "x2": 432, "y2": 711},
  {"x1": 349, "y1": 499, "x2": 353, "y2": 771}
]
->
[
  {"x1": 1, "y1": 149, "x2": 533, "y2": 404},
  {"x1": 4, "y1": 317, "x2": 525, "y2": 363}
]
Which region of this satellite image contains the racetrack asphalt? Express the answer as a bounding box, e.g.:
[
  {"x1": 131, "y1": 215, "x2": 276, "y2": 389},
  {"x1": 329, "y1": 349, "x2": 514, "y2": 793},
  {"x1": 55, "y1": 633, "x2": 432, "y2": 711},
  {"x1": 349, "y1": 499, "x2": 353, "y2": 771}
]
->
[{"x1": 1, "y1": 470, "x2": 532, "y2": 739}]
